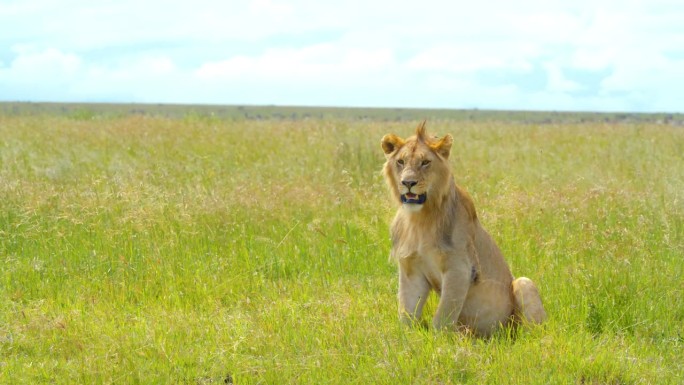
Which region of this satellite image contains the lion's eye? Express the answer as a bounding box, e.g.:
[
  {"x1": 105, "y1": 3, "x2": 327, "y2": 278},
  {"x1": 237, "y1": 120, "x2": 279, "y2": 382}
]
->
[
  {"x1": 421, "y1": 160, "x2": 431, "y2": 167},
  {"x1": 397, "y1": 159, "x2": 405, "y2": 167}
]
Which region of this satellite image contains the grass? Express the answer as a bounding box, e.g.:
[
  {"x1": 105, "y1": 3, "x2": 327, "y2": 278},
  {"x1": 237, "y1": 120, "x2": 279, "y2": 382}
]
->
[
  {"x1": 0, "y1": 110, "x2": 682, "y2": 384},
  {"x1": 4, "y1": 101, "x2": 684, "y2": 124}
]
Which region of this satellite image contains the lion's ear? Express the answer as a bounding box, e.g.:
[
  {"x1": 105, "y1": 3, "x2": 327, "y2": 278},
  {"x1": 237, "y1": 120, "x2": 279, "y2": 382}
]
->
[
  {"x1": 381, "y1": 134, "x2": 405, "y2": 156},
  {"x1": 431, "y1": 134, "x2": 453, "y2": 159}
]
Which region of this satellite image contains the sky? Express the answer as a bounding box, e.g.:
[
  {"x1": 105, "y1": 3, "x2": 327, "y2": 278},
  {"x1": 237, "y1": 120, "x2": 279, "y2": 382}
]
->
[{"x1": 1, "y1": 0, "x2": 683, "y2": 112}]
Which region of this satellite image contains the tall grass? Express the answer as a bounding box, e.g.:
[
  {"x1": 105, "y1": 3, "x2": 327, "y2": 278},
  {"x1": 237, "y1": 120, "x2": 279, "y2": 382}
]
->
[{"x1": 0, "y1": 114, "x2": 682, "y2": 384}]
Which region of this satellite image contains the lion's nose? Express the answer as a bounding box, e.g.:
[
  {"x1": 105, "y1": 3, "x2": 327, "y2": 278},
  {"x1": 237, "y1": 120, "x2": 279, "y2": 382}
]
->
[{"x1": 402, "y1": 180, "x2": 417, "y2": 189}]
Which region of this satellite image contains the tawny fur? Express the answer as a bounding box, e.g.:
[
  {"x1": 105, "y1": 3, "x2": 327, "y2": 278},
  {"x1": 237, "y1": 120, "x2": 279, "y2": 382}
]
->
[{"x1": 381, "y1": 121, "x2": 546, "y2": 336}]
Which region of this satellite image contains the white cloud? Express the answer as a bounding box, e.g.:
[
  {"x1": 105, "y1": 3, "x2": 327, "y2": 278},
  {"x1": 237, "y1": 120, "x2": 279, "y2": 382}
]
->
[
  {"x1": 0, "y1": 0, "x2": 683, "y2": 111},
  {"x1": 195, "y1": 44, "x2": 396, "y2": 85},
  {"x1": 406, "y1": 43, "x2": 537, "y2": 73},
  {"x1": 7, "y1": 46, "x2": 82, "y2": 77},
  {"x1": 0, "y1": 47, "x2": 84, "y2": 102},
  {"x1": 543, "y1": 62, "x2": 584, "y2": 93}
]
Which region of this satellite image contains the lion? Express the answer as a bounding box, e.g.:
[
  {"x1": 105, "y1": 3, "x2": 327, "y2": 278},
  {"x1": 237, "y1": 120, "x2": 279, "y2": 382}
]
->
[{"x1": 381, "y1": 121, "x2": 546, "y2": 336}]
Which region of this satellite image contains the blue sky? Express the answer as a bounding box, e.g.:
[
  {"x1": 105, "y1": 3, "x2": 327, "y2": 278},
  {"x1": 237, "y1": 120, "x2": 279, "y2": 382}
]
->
[{"x1": 1, "y1": 0, "x2": 683, "y2": 112}]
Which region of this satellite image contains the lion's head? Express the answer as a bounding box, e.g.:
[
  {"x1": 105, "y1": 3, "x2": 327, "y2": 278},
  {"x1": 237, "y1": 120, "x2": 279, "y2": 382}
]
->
[{"x1": 381, "y1": 121, "x2": 453, "y2": 213}]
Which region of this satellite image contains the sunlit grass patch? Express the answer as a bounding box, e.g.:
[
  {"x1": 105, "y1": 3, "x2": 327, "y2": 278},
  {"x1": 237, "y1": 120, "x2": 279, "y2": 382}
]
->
[{"x1": 0, "y1": 113, "x2": 682, "y2": 383}]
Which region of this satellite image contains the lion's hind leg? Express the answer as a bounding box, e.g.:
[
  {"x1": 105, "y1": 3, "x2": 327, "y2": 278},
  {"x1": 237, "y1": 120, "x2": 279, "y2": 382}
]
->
[{"x1": 512, "y1": 277, "x2": 546, "y2": 324}]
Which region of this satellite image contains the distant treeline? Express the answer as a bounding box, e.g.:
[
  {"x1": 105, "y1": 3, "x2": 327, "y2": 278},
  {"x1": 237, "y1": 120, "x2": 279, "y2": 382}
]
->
[{"x1": 1, "y1": 102, "x2": 682, "y2": 125}]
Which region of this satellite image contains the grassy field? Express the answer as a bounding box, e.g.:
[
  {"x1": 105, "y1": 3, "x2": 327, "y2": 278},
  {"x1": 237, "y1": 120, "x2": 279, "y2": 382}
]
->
[
  {"x1": 3, "y1": 102, "x2": 684, "y2": 125},
  {"x1": 0, "y1": 108, "x2": 682, "y2": 384}
]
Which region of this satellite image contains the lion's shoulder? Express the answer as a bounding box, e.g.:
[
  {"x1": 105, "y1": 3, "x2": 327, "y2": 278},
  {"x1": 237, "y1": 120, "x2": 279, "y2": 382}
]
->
[{"x1": 455, "y1": 184, "x2": 478, "y2": 222}]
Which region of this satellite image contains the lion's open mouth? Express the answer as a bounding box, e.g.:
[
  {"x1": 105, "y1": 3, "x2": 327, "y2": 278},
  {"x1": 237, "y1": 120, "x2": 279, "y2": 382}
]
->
[{"x1": 401, "y1": 193, "x2": 427, "y2": 204}]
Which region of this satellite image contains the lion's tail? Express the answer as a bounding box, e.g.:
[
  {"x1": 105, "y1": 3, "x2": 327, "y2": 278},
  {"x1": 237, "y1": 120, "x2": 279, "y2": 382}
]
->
[{"x1": 512, "y1": 277, "x2": 547, "y2": 324}]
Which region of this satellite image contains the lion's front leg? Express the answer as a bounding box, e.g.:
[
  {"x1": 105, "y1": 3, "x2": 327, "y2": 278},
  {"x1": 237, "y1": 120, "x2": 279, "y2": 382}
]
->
[
  {"x1": 433, "y1": 263, "x2": 471, "y2": 330},
  {"x1": 398, "y1": 265, "x2": 430, "y2": 326}
]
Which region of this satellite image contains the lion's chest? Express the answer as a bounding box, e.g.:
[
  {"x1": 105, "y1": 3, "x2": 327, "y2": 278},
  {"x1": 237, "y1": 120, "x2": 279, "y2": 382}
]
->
[{"x1": 392, "y1": 230, "x2": 445, "y2": 292}]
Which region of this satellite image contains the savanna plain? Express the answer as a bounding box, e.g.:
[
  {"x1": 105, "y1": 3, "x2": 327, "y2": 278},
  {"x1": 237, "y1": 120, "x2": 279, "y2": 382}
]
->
[{"x1": 0, "y1": 106, "x2": 682, "y2": 384}]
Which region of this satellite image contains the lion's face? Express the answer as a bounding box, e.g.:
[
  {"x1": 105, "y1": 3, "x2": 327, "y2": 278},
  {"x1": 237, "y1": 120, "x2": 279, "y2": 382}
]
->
[{"x1": 381, "y1": 122, "x2": 453, "y2": 213}]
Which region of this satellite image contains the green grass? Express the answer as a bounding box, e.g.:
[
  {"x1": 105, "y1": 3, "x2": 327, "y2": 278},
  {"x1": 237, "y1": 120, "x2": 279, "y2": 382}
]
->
[{"x1": 0, "y1": 111, "x2": 682, "y2": 384}]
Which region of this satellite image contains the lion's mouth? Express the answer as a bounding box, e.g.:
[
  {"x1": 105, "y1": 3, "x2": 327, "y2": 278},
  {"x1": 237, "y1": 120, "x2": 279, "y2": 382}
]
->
[{"x1": 401, "y1": 193, "x2": 427, "y2": 204}]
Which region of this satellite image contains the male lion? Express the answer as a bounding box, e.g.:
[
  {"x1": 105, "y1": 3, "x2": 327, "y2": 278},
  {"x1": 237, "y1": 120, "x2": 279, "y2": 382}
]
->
[{"x1": 381, "y1": 121, "x2": 546, "y2": 336}]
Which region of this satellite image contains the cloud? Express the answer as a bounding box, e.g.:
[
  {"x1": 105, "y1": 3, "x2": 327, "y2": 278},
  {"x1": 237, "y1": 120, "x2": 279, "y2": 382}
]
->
[
  {"x1": 194, "y1": 44, "x2": 395, "y2": 85},
  {"x1": 0, "y1": 46, "x2": 84, "y2": 100},
  {"x1": 6, "y1": 46, "x2": 82, "y2": 78},
  {"x1": 543, "y1": 63, "x2": 584, "y2": 93},
  {"x1": 0, "y1": 46, "x2": 182, "y2": 102},
  {"x1": 405, "y1": 43, "x2": 537, "y2": 73},
  {"x1": 1, "y1": 0, "x2": 683, "y2": 111}
]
